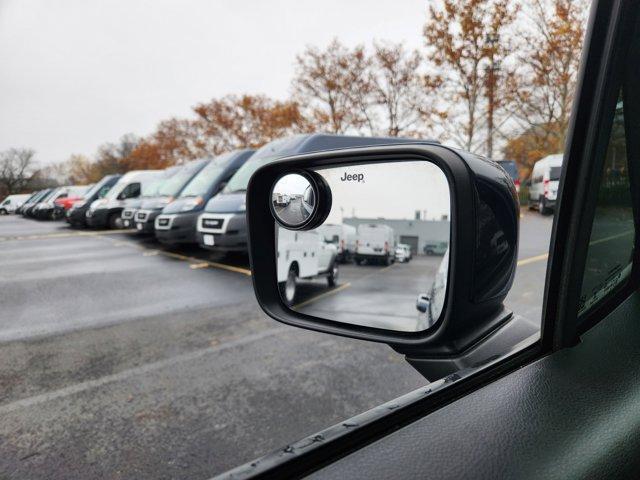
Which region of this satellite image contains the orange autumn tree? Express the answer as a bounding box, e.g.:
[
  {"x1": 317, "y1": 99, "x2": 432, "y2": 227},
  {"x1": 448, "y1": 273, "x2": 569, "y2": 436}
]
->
[{"x1": 192, "y1": 94, "x2": 310, "y2": 151}]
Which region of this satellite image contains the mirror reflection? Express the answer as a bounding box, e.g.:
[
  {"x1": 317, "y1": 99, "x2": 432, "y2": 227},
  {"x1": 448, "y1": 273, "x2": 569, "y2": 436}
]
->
[
  {"x1": 271, "y1": 173, "x2": 316, "y2": 227},
  {"x1": 276, "y1": 160, "x2": 451, "y2": 332}
]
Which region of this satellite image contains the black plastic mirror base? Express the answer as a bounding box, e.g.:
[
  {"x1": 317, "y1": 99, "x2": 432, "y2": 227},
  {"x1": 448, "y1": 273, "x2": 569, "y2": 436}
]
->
[{"x1": 403, "y1": 309, "x2": 539, "y2": 381}]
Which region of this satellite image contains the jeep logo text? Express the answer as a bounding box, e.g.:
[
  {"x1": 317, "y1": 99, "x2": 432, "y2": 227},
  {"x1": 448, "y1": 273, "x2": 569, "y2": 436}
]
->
[{"x1": 340, "y1": 173, "x2": 364, "y2": 183}]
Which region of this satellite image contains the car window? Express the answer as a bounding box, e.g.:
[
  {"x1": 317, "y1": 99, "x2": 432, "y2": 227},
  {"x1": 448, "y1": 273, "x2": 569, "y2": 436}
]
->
[
  {"x1": 0, "y1": 1, "x2": 589, "y2": 478},
  {"x1": 579, "y1": 97, "x2": 635, "y2": 314}
]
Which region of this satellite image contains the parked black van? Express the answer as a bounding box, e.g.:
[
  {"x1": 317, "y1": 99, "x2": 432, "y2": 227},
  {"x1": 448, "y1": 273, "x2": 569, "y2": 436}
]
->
[
  {"x1": 154, "y1": 149, "x2": 254, "y2": 245},
  {"x1": 196, "y1": 134, "x2": 438, "y2": 254},
  {"x1": 66, "y1": 174, "x2": 122, "y2": 227},
  {"x1": 133, "y1": 159, "x2": 208, "y2": 233},
  {"x1": 22, "y1": 189, "x2": 52, "y2": 217}
]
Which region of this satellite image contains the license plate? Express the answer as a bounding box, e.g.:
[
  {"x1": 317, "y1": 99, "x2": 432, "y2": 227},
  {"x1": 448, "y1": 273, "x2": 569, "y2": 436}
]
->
[
  {"x1": 136, "y1": 223, "x2": 143, "y2": 231},
  {"x1": 203, "y1": 234, "x2": 215, "y2": 246}
]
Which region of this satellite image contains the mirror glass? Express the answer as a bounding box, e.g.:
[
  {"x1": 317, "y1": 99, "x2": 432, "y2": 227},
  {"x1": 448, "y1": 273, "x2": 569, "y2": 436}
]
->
[
  {"x1": 275, "y1": 160, "x2": 451, "y2": 332},
  {"x1": 271, "y1": 173, "x2": 316, "y2": 228}
]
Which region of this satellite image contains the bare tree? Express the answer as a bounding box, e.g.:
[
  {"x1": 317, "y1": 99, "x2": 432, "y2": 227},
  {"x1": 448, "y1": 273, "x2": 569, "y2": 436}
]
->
[
  {"x1": 370, "y1": 41, "x2": 441, "y2": 137},
  {"x1": 0, "y1": 148, "x2": 37, "y2": 194},
  {"x1": 507, "y1": 0, "x2": 588, "y2": 166},
  {"x1": 424, "y1": 0, "x2": 518, "y2": 154},
  {"x1": 292, "y1": 39, "x2": 372, "y2": 134}
]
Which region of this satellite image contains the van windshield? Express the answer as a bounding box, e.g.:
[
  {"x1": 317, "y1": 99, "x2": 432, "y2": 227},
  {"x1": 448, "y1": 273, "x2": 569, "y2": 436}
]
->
[
  {"x1": 156, "y1": 169, "x2": 195, "y2": 197},
  {"x1": 179, "y1": 154, "x2": 233, "y2": 198},
  {"x1": 223, "y1": 137, "x2": 306, "y2": 193},
  {"x1": 550, "y1": 166, "x2": 562, "y2": 181},
  {"x1": 497, "y1": 161, "x2": 519, "y2": 180}
]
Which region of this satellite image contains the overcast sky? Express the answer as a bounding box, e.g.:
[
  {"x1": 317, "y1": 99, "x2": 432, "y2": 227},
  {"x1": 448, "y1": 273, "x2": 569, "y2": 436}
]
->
[{"x1": 0, "y1": 0, "x2": 427, "y2": 166}]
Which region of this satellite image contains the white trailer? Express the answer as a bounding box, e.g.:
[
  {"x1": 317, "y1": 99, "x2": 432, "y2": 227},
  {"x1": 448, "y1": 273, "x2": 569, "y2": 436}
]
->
[
  {"x1": 317, "y1": 223, "x2": 357, "y2": 263},
  {"x1": 277, "y1": 227, "x2": 339, "y2": 305},
  {"x1": 354, "y1": 223, "x2": 396, "y2": 265}
]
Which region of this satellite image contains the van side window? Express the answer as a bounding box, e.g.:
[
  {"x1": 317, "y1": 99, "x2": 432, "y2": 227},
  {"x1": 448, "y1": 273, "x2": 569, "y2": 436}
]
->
[
  {"x1": 119, "y1": 183, "x2": 141, "y2": 199},
  {"x1": 579, "y1": 92, "x2": 634, "y2": 315}
]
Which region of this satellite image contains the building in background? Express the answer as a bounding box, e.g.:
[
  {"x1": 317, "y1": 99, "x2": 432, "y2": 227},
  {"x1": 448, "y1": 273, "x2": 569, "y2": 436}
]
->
[{"x1": 343, "y1": 217, "x2": 449, "y2": 256}]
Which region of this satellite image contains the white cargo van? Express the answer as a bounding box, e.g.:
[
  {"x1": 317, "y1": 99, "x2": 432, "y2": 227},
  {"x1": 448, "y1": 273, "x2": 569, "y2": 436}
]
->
[
  {"x1": 86, "y1": 170, "x2": 161, "y2": 228},
  {"x1": 317, "y1": 223, "x2": 357, "y2": 263},
  {"x1": 0, "y1": 194, "x2": 31, "y2": 214},
  {"x1": 277, "y1": 227, "x2": 339, "y2": 305},
  {"x1": 354, "y1": 224, "x2": 396, "y2": 265},
  {"x1": 528, "y1": 154, "x2": 563, "y2": 214}
]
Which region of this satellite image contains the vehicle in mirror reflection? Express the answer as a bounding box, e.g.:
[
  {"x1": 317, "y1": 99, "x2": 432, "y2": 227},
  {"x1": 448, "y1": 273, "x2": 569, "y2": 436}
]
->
[
  {"x1": 271, "y1": 173, "x2": 316, "y2": 228},
  {"x1": 274, "y1": 160, "x2": 450, "y2": 333}
]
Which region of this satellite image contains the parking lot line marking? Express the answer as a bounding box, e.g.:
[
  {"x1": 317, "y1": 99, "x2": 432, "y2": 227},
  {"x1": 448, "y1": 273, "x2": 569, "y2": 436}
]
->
[
  {"x1": 588, "y1": 229, "x2": 634, "y2": 246},
  {"x1": 516, "y1": 229, "x2": 635, "y2": 268},
  {"x1": 200, "y1": 259, "x2": 252, "y2": 276},
  {"x1": 0, "y1": 229, "x2": 131, "y2": 242},
  {"x1": 155, "y1": 250, "x2": 252, "y2": 275},
  {"x1": 294, "y1": 282, "x2": 352, "y2": 309},
  {"x1": 190, "y1": 262, "x2": 210, "y2": 269},
  {"x1": 517, "y1": 253, "x2": 549, "y2": 266},
  {"x1": 0, "y1": 327, "x2": 287, "y2": 416}
]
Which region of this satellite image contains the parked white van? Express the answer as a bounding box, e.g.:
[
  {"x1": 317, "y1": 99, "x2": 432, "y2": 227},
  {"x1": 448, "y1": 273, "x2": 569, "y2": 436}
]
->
[
  {"x1": 317, "y1": 223, "x2": 357, "y2": 263},
  {"x1": 354, "y1": 223, "x2": 396, "y2": 265},
  {"x1": 0, "y1": 194, "x2": 31, "y2": 214},
  {"x1": 0, "y1": 193, "x2": 32, "y2": 215},
  {"x1": 86, "y1": 170, "x2": 161, "y2": 228},
  {"x1": 528, "y1": 154, "x2": 563, "y2": 214},
  {"x1": 277, "y1": 227, "x2": 339, "y2": 305}
]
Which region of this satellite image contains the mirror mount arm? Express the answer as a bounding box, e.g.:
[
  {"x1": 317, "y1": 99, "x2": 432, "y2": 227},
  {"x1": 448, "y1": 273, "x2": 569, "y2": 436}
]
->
[{"x1": 403, "y1": 309, "x2": 538, "y2": 381}]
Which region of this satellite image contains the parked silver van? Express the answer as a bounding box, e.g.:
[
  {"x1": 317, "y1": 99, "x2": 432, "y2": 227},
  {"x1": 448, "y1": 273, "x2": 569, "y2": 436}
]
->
[{"x1": 528, "y1": 154, "x2": 563, "y2": 214}]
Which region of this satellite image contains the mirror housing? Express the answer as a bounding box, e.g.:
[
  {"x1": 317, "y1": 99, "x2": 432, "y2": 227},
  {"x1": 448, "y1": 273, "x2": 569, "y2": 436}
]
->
[{"x1": 247, "y1": 144, "x2": 534, "y2": 379}]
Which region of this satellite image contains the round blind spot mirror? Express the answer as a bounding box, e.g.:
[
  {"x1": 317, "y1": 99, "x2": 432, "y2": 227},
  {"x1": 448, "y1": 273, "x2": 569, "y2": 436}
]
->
[{"x1": 271, "y1": 173, "x2": 317, "y2": 228}]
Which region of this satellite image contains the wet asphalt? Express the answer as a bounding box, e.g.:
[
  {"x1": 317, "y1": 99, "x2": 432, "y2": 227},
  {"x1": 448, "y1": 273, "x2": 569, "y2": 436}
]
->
[{"x1": 0, "y1": 210, "x2": 553, "y2": 479}]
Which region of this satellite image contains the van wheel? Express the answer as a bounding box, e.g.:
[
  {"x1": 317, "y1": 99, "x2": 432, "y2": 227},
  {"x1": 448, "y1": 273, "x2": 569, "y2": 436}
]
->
[
  {"x1": 355, "y1": 257, "x2": 363, "y2": 265},
  {"x1": 108, "y1": 212, "x2": 120, "y2": 229},
  {"x1": 281, "y1": 266, "x2": 298, "y2": 306},
  {"x1": 0, "y1": 209, "x2": 6, "y2": 215},
  {"x1": 328, "y1": 261, "x2": 339, "y2": 287},
  {"x1": 539, "y1": 197, "x2": 550, "y2": 215}
]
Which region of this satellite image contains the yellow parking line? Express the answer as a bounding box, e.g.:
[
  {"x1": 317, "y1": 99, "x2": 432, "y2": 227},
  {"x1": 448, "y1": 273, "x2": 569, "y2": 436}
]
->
[
  {"x1": 294, "y1": 282, "x2": 352, "y2": 309},
  {"x1": 588, "y1": 229, "x2": 634, "y2": 246},
  {"x1": 155, "y1": 249, "x2": 252, "y2": 275},
  {"x1": 189, "y1": 262, "x2": 210, "y2": 270},
  {"x1": 517, "y1": 253, "x2": 549, "y2": 266}
]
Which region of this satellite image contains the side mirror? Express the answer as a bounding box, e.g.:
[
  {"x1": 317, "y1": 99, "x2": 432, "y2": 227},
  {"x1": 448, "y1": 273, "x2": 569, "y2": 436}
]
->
[
  {"x1": 416, "y1": 293, "x2": 430, "y2": 313},
  {"x1": 246, "y1": 144, "x2": 535, "y2": 380}
]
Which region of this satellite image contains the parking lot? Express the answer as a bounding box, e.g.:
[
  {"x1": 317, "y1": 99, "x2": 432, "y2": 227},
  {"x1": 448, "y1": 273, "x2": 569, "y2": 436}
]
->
[{"x1": 0, "y1": 211, "x2": 553, "y2": 479}]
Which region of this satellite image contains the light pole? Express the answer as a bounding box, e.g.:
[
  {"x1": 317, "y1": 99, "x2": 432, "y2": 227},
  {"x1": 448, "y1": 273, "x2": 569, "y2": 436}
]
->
[{"x1": 485, "y1": 33, "x2": 500, "y2": 159}]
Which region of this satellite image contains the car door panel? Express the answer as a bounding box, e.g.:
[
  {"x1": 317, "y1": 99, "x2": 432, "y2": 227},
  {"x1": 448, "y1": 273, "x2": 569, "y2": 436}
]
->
[{"x1": 308, "y1": 292, "x2": 640, "y2": 480}]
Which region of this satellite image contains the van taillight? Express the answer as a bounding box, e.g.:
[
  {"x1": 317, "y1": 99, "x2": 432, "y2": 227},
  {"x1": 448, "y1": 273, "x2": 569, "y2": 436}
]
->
[
  {"x1": 355, "y1": 239, "x2": 359, "y2": 252},
  {"x1": 384, "y1": 241, "x2": 389, "y2": 253},
  {"x1": 515, "y1": 179, "x2": 521, "y2": 188},
  {"x1": 544, "y1": 179, "x2": 549, "y2": 196}
]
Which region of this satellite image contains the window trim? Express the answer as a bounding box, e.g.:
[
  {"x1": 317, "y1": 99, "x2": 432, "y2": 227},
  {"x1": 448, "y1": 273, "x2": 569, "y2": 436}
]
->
[{"x1": 543, "y1": 0, "x2": 637, "y2": 349}]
